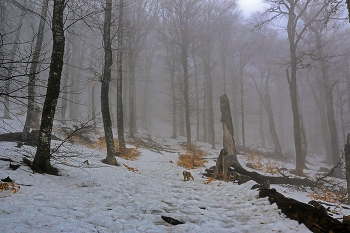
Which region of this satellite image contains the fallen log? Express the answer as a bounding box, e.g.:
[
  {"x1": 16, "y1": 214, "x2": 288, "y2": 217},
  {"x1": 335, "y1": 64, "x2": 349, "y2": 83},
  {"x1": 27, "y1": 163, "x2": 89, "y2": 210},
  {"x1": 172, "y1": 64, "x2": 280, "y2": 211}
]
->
[
  {"x1": 203, "y1": 164, "x2": 316, "y2": 187},
  {"x1": 231, "y1": 163, "x2": 316, "y2": 187},
  {"x1": 161, "y1": 215, "x2": 184, "y2": 225},
  {"x1": 0, "y1": 130, "x2": 61, "y2": 146},
  {"x1": 259, "y1": 188, "x2": 350, "y2": 233}
]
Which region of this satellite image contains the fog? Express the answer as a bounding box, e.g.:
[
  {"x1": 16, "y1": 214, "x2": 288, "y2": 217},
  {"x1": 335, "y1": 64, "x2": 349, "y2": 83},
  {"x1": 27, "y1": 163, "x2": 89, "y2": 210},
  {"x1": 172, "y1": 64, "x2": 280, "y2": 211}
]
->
[{"x1": 1, "y1": 0, "x2": 350, "y2": 171}]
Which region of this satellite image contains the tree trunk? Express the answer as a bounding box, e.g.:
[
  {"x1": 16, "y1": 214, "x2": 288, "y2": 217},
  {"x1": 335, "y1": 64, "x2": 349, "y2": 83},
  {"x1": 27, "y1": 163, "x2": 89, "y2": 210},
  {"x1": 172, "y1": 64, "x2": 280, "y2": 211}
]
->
[
  {"x1": 253, "y1": 76, "x2": 282, "y2": 158},
  {"x1": 204, "y1": 55, "x2": 215, "y2": 149},
  {"x1": 318, "y1": 37, "x2": 341, "y2": 176},
  {"x1": 192, "y1": 46, "x2": 200, "y2": 141},
  {"x1": 182, "y1": 44, "x2": 191, "y2": 145},
  {"x1": 3, "y1": 1, "x2": 27, "y2": 119},
  {"x1": 258, "y1": 74, "x2": 265, "y2": 148},
  {"x1": 264, "y1": 91, "x2": 283, "y2": 157},
  {"x1": 117, "y1": 0, "x2": 125, "y2": 150},
  {"x1": 231, "y1": 72, "x2": 240, "y2": 144},
  {"x1": 220, "y1": 94, "x2": 238, "y2": 166},
  {"x1": 128, "y1": 51, "x2": 137, "y2": 138},
  {"x1": 60, "y1": 38, "x2": 70, "y2": 121},
  {"x1": 345, "y1": 134, "x2": 350, "y2": 205},
  {"x1": 22, "y1": 0, "x2": 49, "y2": 141},
  {"x1": 68, "y1": 38, "x2": 77, "y2": 120},
  {"x1": 240, "y1": 66, "x2": 245, "y2": 148},
  {"x1": 170, "y1": 45, "x2": 177, "y2": 139},
  {"x1": 307, "y1": 74, "x2": 332, "y2": 163},
  {"x1": 101, "y1": 0, "x2": 117, "y2": 165},
  {"x1": 286, "y1": 2, "x2": 303, "y2": 174},
  {"x1": 91, "y1": 79, "x2": 97, "y2": 126},
  {"x1": 33, "y1": 0, "x2": 66, "y2": 175},
  {"x1": 297, "y1": 88, "x2": 308, "y2": 169},
  {"x1": 213, "y1": 149, "x2": 228, "y2": 179}
]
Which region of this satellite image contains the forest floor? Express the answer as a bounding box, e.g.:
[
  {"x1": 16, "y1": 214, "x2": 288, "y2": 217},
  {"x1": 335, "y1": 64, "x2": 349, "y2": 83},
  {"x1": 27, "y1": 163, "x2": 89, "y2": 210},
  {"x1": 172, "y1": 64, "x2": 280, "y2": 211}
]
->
[{"x1": 1, "y1": 116, "x2": 349, "y2": 232}]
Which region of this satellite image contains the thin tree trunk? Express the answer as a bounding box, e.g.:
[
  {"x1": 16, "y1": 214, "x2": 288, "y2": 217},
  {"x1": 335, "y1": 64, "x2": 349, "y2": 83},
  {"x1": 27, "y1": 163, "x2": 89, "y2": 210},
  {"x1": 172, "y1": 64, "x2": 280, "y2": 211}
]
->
[
  {"x1": 170, "y1": 46, "x2": 177, "y2": 139},
  {"x1": 297, "y1": 88, "x2": 308, "y2": 169},
  {"x1": 259, "y1": 72, "x2": 265, "y2": 148},
  {"x1": 204, "y1": 55, "x2": 215, "y2": 149},
  {"x1": 68, "y1": 39, "x2": 77, "y2": 120},
  {"x1": 101, "y1": 0, "x2": 117, "y2": 165},
  {"x1": 3, "y1": 1, "x2": 27, "y2": 119},
  {"x1": 315, "y1": 31, "x2": 341, "y2": 177},
  {"x1": 285, "y1": 2, "x2": 303, "y2": 174},
  {"x1": 253, "y1": 76, "x2": 282, "y2": 158},
  {"x1": 22, "y1": 0, "x2": 49, "y2": 141},
  {"x1": 60, "y1": 39, "x2": 70, "y2": 121},
  {"x1": 192, "y1": 46, "x2": 200, "y2": 141},
  {"x1": 91, "y1": 79, "x2": 96, "y2": 126},
  {"x1": 182, "y1": 45, "x2": 191, "y2": 145},
  {"x1": 345, "y1": 133, "x2": 350, "y2": 204},
  {"x1": 117, "y1": 0, "x2": 125, "y2": 149},
  {"x1": 240, "y1": 66, "x2": 245, "y2": 148},
  {"x1": 128, "y1": 52, "x2": 136, "y2": 138},
  {"x1": 307, "y1": 75, "x2": 332, "y2": 162},
  {"x1": 33, "y1": 0, "x2": 66, "y2": 174},
  {"x1": 231, "y1": 72, "x2": 240, "y2": 144}
]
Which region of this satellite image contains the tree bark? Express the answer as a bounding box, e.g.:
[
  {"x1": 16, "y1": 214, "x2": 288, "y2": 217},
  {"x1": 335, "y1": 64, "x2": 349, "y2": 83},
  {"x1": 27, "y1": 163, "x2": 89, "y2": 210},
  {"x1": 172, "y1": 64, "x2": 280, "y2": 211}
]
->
[
  {"x1": 22, "y1": 0, "x2": 49, "y2": 141},
  {"x1": 213, "y1": 149, "x2": 229, "y2": 179},
  {"x1": 192, "y1": 46, "x2": 200, "y2": 141},
  {"x1": 220, "y1": 94, "x2": 238, "y2": 166},
  {"x1": 117, "y1": 0, "x2": 126, "y2": 150},
  {"x1": 128, "y1": 50, "x2": 137, "y2": 138},
  {"x1": 167, "y1": 44, "x2": 177, "y2": 139},
  {"x1": 33, "y1": 0, "x2": 66, "y2": 175},
  {"x1": 345, "y1": 134, "x2": 350, "y2": 205},
  {"x1": 60, "y1": 37, "x2": 70, "y2": 121},
  {"x1": 101, "y1": 0, "x2": 117, "y2": 165},
  {"x1": 240, "y1": 65, "x2": 245, "y2": 148},
  {"x1": 258, "y1": 77, "x2": 265, "y2": 148}
]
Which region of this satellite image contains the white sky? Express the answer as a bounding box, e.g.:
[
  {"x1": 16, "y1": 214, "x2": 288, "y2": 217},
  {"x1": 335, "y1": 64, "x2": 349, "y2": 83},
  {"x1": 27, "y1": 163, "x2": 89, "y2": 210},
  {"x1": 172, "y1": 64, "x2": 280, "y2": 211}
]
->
[{"x1": 237, "y1": 0, "x2": 266, "y2": 17}]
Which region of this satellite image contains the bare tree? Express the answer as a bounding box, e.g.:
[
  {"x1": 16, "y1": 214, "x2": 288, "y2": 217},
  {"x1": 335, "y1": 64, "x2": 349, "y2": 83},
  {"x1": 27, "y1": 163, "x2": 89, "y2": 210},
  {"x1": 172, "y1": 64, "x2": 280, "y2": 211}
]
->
[
  {"x1": 22, "y1": 0, "x2": 49, "y2": 141},
  {"x1": 33, "y1": 0, "x2": 66, "y2": 174},
  {"x1": 100, "y1": 0, "x2": 118, "y2": 165},
  {"x1": 117, "y1": 0, "x2": 126, "y2": 150},
  {"x1": 265, "y1": 0, "x2": 329, "y2": 174}
]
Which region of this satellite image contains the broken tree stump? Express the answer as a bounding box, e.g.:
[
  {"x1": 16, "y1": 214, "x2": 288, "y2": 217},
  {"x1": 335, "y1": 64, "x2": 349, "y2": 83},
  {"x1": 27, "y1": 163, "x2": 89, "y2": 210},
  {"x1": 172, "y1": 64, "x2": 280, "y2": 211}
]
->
[
  {"x1": 259, "y1": 188, "x2": 350, "y2": 233},
  {"x1": 213, "y1": 149, "x2": 229, "y2": 179},
  {"x1": 220, "y1": 94, "x2": 239, "y2": 166}
]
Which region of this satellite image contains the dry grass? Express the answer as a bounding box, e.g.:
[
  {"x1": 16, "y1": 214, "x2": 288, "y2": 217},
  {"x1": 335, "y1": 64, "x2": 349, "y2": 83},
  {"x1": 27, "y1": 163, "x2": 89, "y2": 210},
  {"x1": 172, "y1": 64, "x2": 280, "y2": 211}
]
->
[
  {"x1": 308, "y1": 186, "x2": 347, "y2": 204},
  {"x1": 246, "y1": 151, "x2": 280, "y2": 175},
  {"x1": 88, "y1": 137, "x2": 141, "y2": 160},
  {"x1": 0, "y1": 181, "x2": 20, "y2": 193},
  {"x1": 177, "y1": 144, "x2": 207, "y2": 169},
  {"x1": 119, "y1": 147, "x2": 141, "y2": 160}
]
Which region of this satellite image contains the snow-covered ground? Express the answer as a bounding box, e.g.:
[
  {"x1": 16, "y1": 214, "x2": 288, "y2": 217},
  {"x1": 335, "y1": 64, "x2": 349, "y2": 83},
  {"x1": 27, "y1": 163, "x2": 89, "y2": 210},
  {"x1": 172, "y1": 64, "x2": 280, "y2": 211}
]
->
[{"x1": 0, "y1": 116, "x2": 349, "y2": 233}]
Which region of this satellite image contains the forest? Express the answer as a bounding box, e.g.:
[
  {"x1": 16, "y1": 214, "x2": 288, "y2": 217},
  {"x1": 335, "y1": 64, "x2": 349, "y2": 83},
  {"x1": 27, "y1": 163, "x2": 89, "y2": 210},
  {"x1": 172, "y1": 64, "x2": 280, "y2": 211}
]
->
[{"x1": 1, "y1": 0, "x2": 350, "y2": 232}]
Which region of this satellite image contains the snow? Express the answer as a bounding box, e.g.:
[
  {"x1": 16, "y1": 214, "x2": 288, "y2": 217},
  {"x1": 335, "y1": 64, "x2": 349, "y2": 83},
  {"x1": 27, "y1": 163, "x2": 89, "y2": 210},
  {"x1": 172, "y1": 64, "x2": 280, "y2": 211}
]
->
[{"x1": 0, "y1": 116, "x2": 348, "y2": 232}]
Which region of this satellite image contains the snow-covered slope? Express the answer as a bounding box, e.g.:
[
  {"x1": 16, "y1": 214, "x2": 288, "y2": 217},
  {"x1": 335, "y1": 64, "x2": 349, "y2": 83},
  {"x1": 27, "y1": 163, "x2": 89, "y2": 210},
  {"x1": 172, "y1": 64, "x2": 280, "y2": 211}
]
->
[
  {"x1": 0, "y1": 116, "x2": 348, "y2": 233},
  {"x1": 1, "y1": 143, "x2": 312, "y2": 232}
]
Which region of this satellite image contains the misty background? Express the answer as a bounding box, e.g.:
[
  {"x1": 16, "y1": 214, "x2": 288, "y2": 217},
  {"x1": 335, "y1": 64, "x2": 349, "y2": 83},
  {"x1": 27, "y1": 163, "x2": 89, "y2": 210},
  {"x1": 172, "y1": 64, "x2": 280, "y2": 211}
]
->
[{"x1": 1, "y1": 0, "x2": 350, "y2": 168}]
